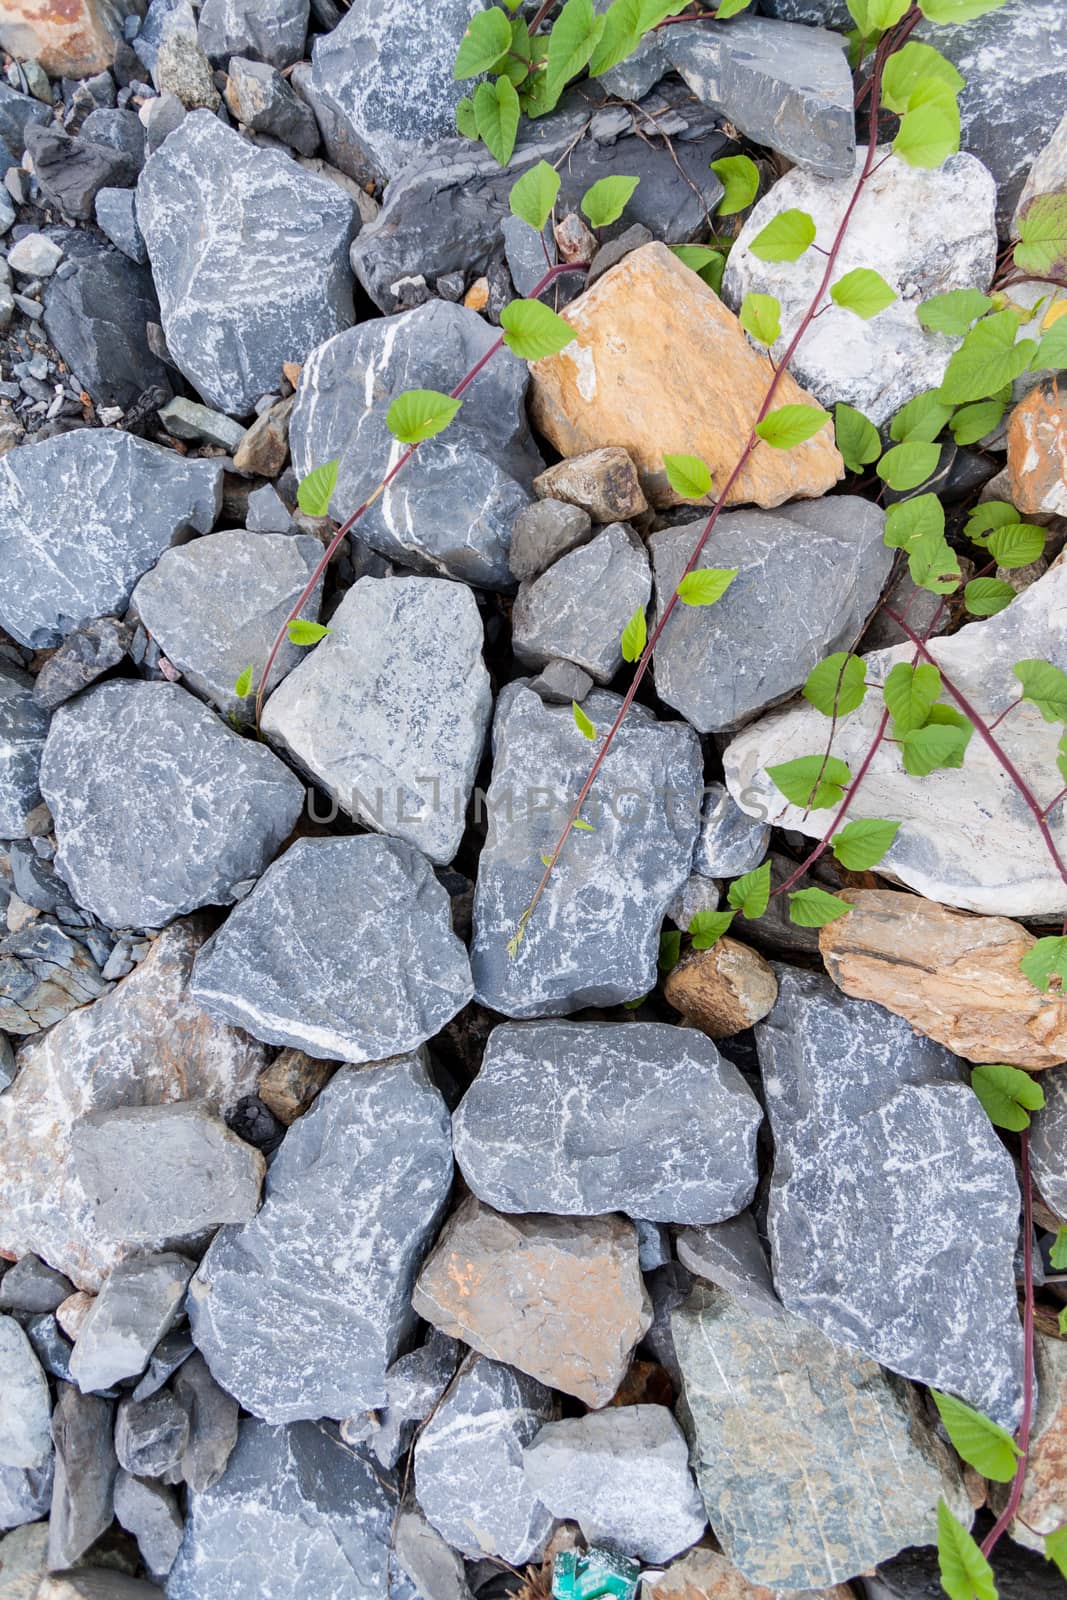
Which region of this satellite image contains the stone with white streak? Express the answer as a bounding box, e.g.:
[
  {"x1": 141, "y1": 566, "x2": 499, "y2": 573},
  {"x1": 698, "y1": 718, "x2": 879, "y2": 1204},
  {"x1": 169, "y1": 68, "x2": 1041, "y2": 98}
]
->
[
  {"x1": 693, "y1": 783, "x2": 770, "y2": 879},
  {"x1": 512, "y1": 524, "x2": 651, "y2": 685},
  {"x1": 0, "y1": 670, "x2": 48, "y2": 839},
  {"x1": 198, "y1": 0, "x2": 309, "y2": 69}
]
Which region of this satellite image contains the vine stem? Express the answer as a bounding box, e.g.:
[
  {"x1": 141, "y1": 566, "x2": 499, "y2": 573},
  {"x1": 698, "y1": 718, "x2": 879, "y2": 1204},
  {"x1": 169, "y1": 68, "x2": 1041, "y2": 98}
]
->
[{"x1": 981, "y1": 1129, "x2": 1035, "y2": 1562}]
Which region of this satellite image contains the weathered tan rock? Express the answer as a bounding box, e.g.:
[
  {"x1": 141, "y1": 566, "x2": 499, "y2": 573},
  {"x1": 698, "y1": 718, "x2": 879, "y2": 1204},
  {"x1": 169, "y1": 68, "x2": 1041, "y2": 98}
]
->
[
  {"x1": 256, "y1": 1048, "x2": 337, "y2": 1124},
  {"x1": 528, "y1": 242, "x2": 843, "y2": 510},
  {"x1": 232, "y1": 396, "x2": 293, "y2": 478},
  {"x1": 990, "y1": 1332, "x2": 1067, "y2": 1551},
  {"x1": 1008, "y1": 379, "x2": 1067, "y2": 517},
  {"x1": 534, "y1": 447, "x2": 648, "y2": 523},
  {"x1": 642, "y1": 1546, "x2": 857, "y2": 1600},
  {"x1": 56, "y1": 1292, "x2": 93, "y2": 1340},
  {"x1": 0, "y1": 0, "x2": 130, "y2": 77},
  {"x1": 0, "y1": 1520, "x2": 49, "y2": 1600},
  {"x1": 411, "y1": 1195, "x2": 651, "y2": 1407},
  {"x1": 819, "y1": 890, "x2": 1067, "y2": 1069},
  {"x1": 664, "y1": 939, "x2": 778, "y2": 1039}
]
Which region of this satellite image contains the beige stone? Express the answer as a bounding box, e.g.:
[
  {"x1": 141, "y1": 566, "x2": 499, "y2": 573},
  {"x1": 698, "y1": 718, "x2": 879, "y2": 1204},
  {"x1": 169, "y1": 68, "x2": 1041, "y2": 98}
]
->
[
  {"x1": 664, "y1": 938, "x2": 778, "y2": 1039},
  {"x1": 642, "y1": 1547, "x2": 857, "y2": 1600},
  {"x1": 55, "y1": 1290, "x2": 93, "y2": 1340},
  {"x1": 232, "y1": 396, "x2": 293, "y2": 478},
  {"x1": 463, "y1": 277, "x2": 489, "y2": 312},
  {"x1": 818, "y1": 889, "x2": 1067, "y2": 1068},
  {"x1": 1008, "y1": 378, "x2": 1067, "y2": 517},
  {"x1": 0, "y1": 0, "x2": 129, "y2": 77},
  {"x1": 528, "y1": 242, "x2": 843, "y2": 510},
  {"x1": 0, "y1": 1520, "x2": 49, "y2": 1600},
  {"x1": 412, "y1": 1195, "x2": 651, "y2": 1407},
  {"x1": 991, "y1": 1332, "x2": 1067, "y2": 1551},
  {"x1": 256, "y1": 1048, "x2": 337, "y2": 1124},
  {"x1": 534, "y1": 446, "x2": 648, "y2": 523}
]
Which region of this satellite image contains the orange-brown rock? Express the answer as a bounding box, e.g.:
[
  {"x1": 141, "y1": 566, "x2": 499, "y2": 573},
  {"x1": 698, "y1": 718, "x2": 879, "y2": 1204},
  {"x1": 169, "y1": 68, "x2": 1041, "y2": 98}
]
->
[
  {"x1": 256, "y1": 1048, "x2": 336, "y2": 1125},
  {"x1": 642, "y1": 1547, "x2": 856, "y2": 1600},
  {"x1": 0, "y1": 0, "x2": 130, "y2": 78},
  {"x1": 1008, "y1": 378, "x2": 1067, "y2": 517},
  {"x1": 990, "y1": 1332, "x2": 1067, "y2": 1550},
  {"x1": 528, "y1": 242, "x2": 843, "y2": 510},
  {"x1": 818, "y1": 889, "x2": 1067, "y2": 1068},
  {"x1": 534, "y1": 446, "x2": 647, "y2": 522},
  {"x1": 664, "y1": 938, "x2": 778, "y2": 1039}
]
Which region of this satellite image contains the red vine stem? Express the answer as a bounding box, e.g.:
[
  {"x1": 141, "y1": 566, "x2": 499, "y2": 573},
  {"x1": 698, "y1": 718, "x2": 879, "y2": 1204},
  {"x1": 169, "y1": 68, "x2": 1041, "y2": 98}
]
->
[{"x1": 981, "y1": 1129, "x2": 1035, "y2": 1562}]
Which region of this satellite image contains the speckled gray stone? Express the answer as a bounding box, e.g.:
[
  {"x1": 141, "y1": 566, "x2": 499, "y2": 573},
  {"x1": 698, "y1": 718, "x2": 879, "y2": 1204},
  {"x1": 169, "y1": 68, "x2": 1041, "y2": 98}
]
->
[
  {"x1": 188, "y1": 1056, "x2": 452, "y2": 1423},
  {"x1": 132, "y1": 529, "x2": 325, "y2": 719},
  {"x1": 0, "y1": 669, "x2": 48, "y2": 838},
  {"x1": 512, "y1": 524, "x2": 651, "y2": 685},
  {"x1": 68, "y1": 1252, "x2": 193, "y2": 1393},
  {"x1": 198, "y1": 0, "x2": 309, "y2": 68},
  {"x1": 693, "y1": 782, "x2": 770, "y2": 879},
  {"x1": 167, "y1": 1417, "x2": 394, "y2": 1600},
  {"x1": 675, "y1": 1211, "x2": 782, "y2": 1318},
  {"x1": 508, "y1": 499, "x2": 593, "y2": 582},
  {"x1": 0, "y1": 1317, "x2": 51, "y2": 1469},
  {"x1": 138, "y1": 112, "x2": 356, "y2": 415},
  {"x1": 756, "y1": 965, "x2": 1025, "y2": 1428},
  {"x1": 0, "y1": 429, "x2": 221, "y2": 651},
  {"x1": 1030, "y1": 1064, "x2": 1067, "y2": 1220},
  {"x1": 650, "y1": 499, "x2": 891, "y2": 733},
  {"x1": 529, "y1": 659, "x2": 595, "y2": 706},
  {"x1": 471, "y1": 685, "x2": 702, "y2": 1016},
  {"x1": 289, "y1": 300, "x2": 542, "y2": 589},
  {"x1": 190, "y1": 836, "x2": 473, "y2": 1060},
  {"x1": 40, "y1": 681, "x2": 304, "y2": 931},
  {"x1": 523, "y1": 1405, "x2": 706, "y2": 1564},
  {"x1": 261, "y1": 576, "x2": 491, "y2": 864},
  {"x1": 454, "y1": 1020, "x2": 760, "y2": 1223},
  {"x1": 414, "y1": 1355, "x2": 557, "y2": 1564},
  {"x1": 47, "y1": 1386, "x2": 116, "y2": 1570}
]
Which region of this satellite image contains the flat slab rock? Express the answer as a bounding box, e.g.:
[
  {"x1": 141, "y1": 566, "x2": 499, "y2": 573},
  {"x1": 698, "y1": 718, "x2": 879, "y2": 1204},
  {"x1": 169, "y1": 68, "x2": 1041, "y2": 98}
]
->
[
  {"x1": 68, "y1": 1251, "x2": 192, "y2": 1393},
  {"x1": 40, "y1": 680, "x2": 304, "y2": 931},
  {"x1": 453, "y1": 1019, "x2": 761, "y2": 1224},
  {"x1": 0, "y1": 669, "x2": 48, "y2": 839},
  {"x1": 0, "y1": 428, "x2": 221, "y2": 651},
  {"x1": 261, "y1": 575, "x2": 492, "y2": 864},
  {"x1": 189, "y1": 835, "x2": 473, "y2": 1061},
  {"x1": 755, "y1": 965, "x2": 1025, "y2": 1429},
  {"x1": 471, "y1": 684, "x2": 702, "y2": 1016},
  {"x1": 0, "y1": 918, "x2": 267, "y2": 1290},
  {"x1": 138, "y1": 111, "x2": 356, "y2": 415},
  {"x1": 289, "y1": 300, "x2": 542, "y2": 589},
  {"x1": 725, "y1": 554, "x2": 1067, "y2": 916}
]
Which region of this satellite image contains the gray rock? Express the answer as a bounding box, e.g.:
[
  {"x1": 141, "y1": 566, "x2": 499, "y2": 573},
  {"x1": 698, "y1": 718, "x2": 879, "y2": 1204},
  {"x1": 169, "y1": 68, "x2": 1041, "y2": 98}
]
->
[
  {"x1": 289, "y1": 300, "x2": 542, "y2": 589},
  {"x1": 675, "y1": 1211, "x2": 782, "y2": 1318},
  {"x1": 245, "y1": 484, "x2": 292, "y2": 532},
  {"x1": 24, "y1": 125, "x2": 137, "y2": 221},
  {"x1": 132, "y1": 529, "x2": 325, "y2": 719},
  {"x1": 512, "y1": 524, "x2": 651, "y2": 685},
  {"x1": 756, "y1": 965, "x2": 1025, "y2": 1428},
  {"x1": 722, "y1": 147, "x2": 997, "y2": 428},
  {"x1": 650, "y1": 499, "x2": 891, "y2": 732},
  {"x1": 671, "y1": 1285, "x2": 971, "y2": 1592},
  {"x1": 523, "y1": 1405, "x2": 706, "y2": 1564},
  {"x1": 0, "y1": 1457, "x2": 52, "y2": 1531},
  {"x1": 47, "y1": 1385, "x2": 116, "y2": 1570},
  {"x1": 114, "y1": 1390, "x2": 189, "y2": 1480},
  {"x1": 586, "y1": 222, "x2": 656, "y2": 287},
  {"x1": 198, "y1": 0, "x2": 310, "y2": 70},
  {"x1": 471, "y1": 684, "x2": 702, "y2": 1016},
  {"x1": 351, "y1": 1330, "x2": 460, "y2": 1470},
  {"x1": 414, "y1": 1356, "x2": 557, "y2": 1564},
  {"x1": 692, "y1": 782, "x2": 770, "y2": 879},
  {"x1": 41, "y1": 680, "x2": 304, "y2": 930},
  {"x1": 1026, "y1": 1062, "x2": 1067, "y2": 1222},
  {"x1": 454, "y1": 1020, "x2": 761, "y2": 1223},
  {"x1": 1012, "y1": 106, "x2": 1067, "y2": 235},
  {"x1": 25, "y1": 1313, "x2": 75, "y2": 1384},
  {"x1": 130, "y1": 1329, "x2": 194, "y2": 1402},
  {"x1": 0, "y1": 1317, "x2": 51, "y2": 1469},
  {"x1": 68, "y1": 1253, "x2": 193, "y2": 1394},
  {"x1": 393, "y1": 1507, "x2": 473, "y2": 1600},
  {"x1": 81, "y1": 109, "x2": 146, "y2": 170},
  {"x1": 223, "y1": 57, "x2": 319, "y2": 155},
  {"x1": 502, "y1": 212, "x2": 555, "y2": 299},
  {"x1": 156, "y1": 397, "x2": 245, "y2": 450},
  {"x1": 171, "y1": 1353, "x2": 238, "y2": 1492},
  {"x1": 7, "y1": 233, "x2": 62, "y2": 277},
  {"x1": 261, "y1": 576, "x2": 491, "y2": 863},
  {"x1": 508, "y1": 499, "x2": 593, "y2": 583},
  {"x1": 71, "y1": 1102, "x2": 265, "y2": 1243},
  {"x1": 188, "y1": 1056, "x2": 452, "y2": 1422},
  {"x1": 0, "y1": 922, "x2": 106, "y2": 1036},
  {"x1": 43, "y1": 231, "x2": 166, "y2": 414},
  {"x1": 0, "y1": 1035, "x2": 15, "y2": 1092},
  {"x1": 529, "y1": 659, "x2": 595, "y2": 706},
  {"x1": 0, "y1": 670, "x2": 48, "y2": 837},
  {"x1": 0, "y1": 1256, "x2": 74, "y2": 1315},
  {"x1": 0, "y1": 83, "x2": 50, "y2": 168},
  {"x1": 140, "y1": 92, "x2": 186, "y2": 155},
  {"x1": 32, "y1": 619, "x2": 133, "y2": 712},
  {"x1": 0, "y1": 427, "x2": 221, "y2": 650},
  {"x1": 138, "y1": 112, "x2": 355, "y2": 416},
  {"x1": 113, "y1": 1470, "x2": 183, "y2": 1579},
  {"x1": 167, "y1": 1417, "x2": 394, "y2": 1600},
  {"x1": 40, "y1": 1569, "x2": 169, "y2": 1596},
  {"x1": 867, "y1": 1537, "x2": 1067, "y2": 1600}
]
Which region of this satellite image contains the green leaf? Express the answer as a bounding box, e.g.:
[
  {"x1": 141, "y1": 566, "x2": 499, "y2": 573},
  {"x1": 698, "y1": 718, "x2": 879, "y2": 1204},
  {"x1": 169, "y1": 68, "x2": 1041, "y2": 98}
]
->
[
  {"x1": 755, "y1": 404, "x2": 831, "y2": 449},
  {"x1": 620, "y1": 606, "x2": 647, "y2": 664},
  {"x1": 881, "y1": 42, "x2": 964, "y2": 113},
  {"x1": 739, "y1": 291, "x2": 781, "y2": 344},
  {"x1": 830, "y1": 267, "x2": 896, "y2": 320},
  {"x1": 883, "y1": 661, "x2": 942, "y2": 734},
  {"x1": 588, "y1": 0, "x2": 642, "y2": 76},
  {"x1": 748, "y1": 208, "x2": 816, "y2": 263},
  {"x1": 1046, "y1": 1523, "x2": 1067, "y2": 1579},
  {"x1": 918, "y1": 287, "x2": 994, "y2": 337},
  {"x1": 936, "y1": 1498, "x2": 997, "y2": 1600},
  {"x1": 453, "y1": 6, "x2": 512, "y2": 77},
  {"x1": 234, "y1": 664, "x2": 253, "y2": 699},
  {"x1": 1017, "y1": 189, "x2": 1067, "y2": 282},
  {"x1": 965, "y1": 500, "x2": 1020, "y2": 541},
  {"x1": 788, "y1": 887, "x2": 852, "y2": 928},
  {"x1": 688, "y1": 908, "x2": 736, "y2": 950},
  {"x1": 581, "y1": 174, "x2": 640, "y2": 228},
  {"x1": 970, "y1": 1063, "x2": 1045, "y2": 1134},
  {"x1": 768, "y1": 754, "x2": 851, "y2": 810},
  {"x1": 676, "y1": 568, "x2": 738, "y2": 606},
  {"x1": 901, "y1": 720, "x2": 972, "y2": 777},
  {"x1": 1058, "y1": 730, "x2": 1067, "y2": 786},
  {"x1": 1035, "y1": 316, "x2": 1067, "y2": 372},
  {"x1": 509, "y1": 160, "x2": 561, "y2": 232},
  {"x1": 890, "y1": 390, "x2": 954, "y2": 444},
  {"x1": 474, "y1": 74, "x2": 520, "y2": 166},
  {"x1": 573, "y1": 699, "x2": 596, "y2": 740},
  {"x1": 847, "y1": 0, "x2": 909, "y2": 30},
  {"x1": 635, "y1": 0, "x2": 689, "y2": 25},
  {"x1": 987, "y1": 523, "x2": 1047, "y2": 569},
  {"x1": 931, "y1": 1390, "x2": 1022, "y2": 1481},
  {"x1": 671, "y1": 244, "x2": 726, "y2": 294},
  {"x1": 1014, "y1": 659, "x2": 1067, "y2": 722},
  {"x1": 920, "y1": 0, "x2": 1008, "y2": 18},
  {"x1": 951, "y1": 399, "x2": 1006, "y2": 446},
  {"x1": 1050, "y1": 1226, "x2": 1067, "y2": 1270},
  {"x1": 727, "y1": 861, "x2": 771, "y2": 919},
  {"x1": 500, "y1": 15, "x2": 532, "y2": 83},
  {"x1": 386, "y1": 389, "x2": 462, "y2": 445},
  {"x1": 662, "y1": 453, "x2": 713, "y2": 500},
  {"x1": 939, "y1": 309, "x2": 1038, "y2": 405},
  {"x1": 877, "y1": 440, "x2": 942, "y2": 491},
  {"x1": 834, "y1": 402, "x2": 882, "y2": 473},
  {"x1": 803, "y1": 652, "x2": 868, "y2": 717},
  {"x1": 884, "y1": 493, "x2": 960, "y2": 593},
  {"x1": 658, "y1": 928, "x2": 682, "y2": 971},
  {"x1": 545, "y1": 0, "x2": 603, "y2": 100},
  {"x1": 455, "y1": 96, "x2": 478, "y2": 139},
  {"x1": 286, "y1": 620, "x2": 331, "y2": 646},
  {"x1": 964, "y1": 578, "x2": 1015, "y2": 617},
  {"x1": 500, "y1": 298, "x2": 576, "y2": 359},
  {"x1": 715, "y1": 0, "x2": 755, "y2": 13},
  {"x1": 296, "y1": 458, "x2": 339, "y2": 516},
  {"x1": 519, "y1": 68, "x2": 562, "y2": 118},
  {"x1": 831, "y1": 817, "x2": 901, "y2": 870},
  {"x1": 710, "y1": 154, "x2": 760, "y2": 217},
  {"x1": 572, "y1": 817, "x2": 595, "y2": 832},
  {"x1": 1021, "y1": 935, "x2": 1067, "y2": 994},
  {"x1": 893, "y1": 93, "x2": 960, "y2": 170}
]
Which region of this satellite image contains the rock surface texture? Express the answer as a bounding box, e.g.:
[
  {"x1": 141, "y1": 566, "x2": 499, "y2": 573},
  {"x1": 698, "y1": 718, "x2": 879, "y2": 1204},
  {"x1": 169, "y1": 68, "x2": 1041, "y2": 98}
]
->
[{"x1": 0, "y1": 670, "x2": 48, "y2": 838}]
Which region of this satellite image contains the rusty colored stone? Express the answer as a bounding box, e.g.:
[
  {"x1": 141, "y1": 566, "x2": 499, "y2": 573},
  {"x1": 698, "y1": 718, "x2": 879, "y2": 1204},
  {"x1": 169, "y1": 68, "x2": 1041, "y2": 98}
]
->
[
  {"x1": 462, "y1": 277, "x2": 489, "y2": 312},
  {"x1": 664, "y1": 938, "x2": 778, "y2": 1039},
  {"x1": 642, "y1": 1547, "x2": 857, "y2": 1600},
  {"x1": 818, "y1": 889, "x2": 1067, "y2": 1069},
  {"x1": 411, "y1": 1194, "x2": 651, "y2": 1407},
  {"x1": 256, "y1": 1048, "x2": 337, "y2": 1125},
  {"x1": 528, "y1": 242, "x2": 843, "y2": 511},
  {"x1": 1008, "y1": 378, "x2": 1067, "y2": 518},
  {"x1": 232, "y1": 396, "x2": 293, "y2": 479},
  {"x1": 0, "y1": 0, "x2": 129, "y2": 77},
  {"x1": 991, "y1": 1332, "x2": 1067, "y2": 1551},
  {"x1": 534, "y1": 447, "x2": 648, "y2": 523}
]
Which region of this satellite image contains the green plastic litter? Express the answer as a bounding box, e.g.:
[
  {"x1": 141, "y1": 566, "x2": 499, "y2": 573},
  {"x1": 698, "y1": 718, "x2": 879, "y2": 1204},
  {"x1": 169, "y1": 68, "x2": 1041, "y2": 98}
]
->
[{"x1": 552, "y1": 1549, "x2": 642, "y2": 1600}]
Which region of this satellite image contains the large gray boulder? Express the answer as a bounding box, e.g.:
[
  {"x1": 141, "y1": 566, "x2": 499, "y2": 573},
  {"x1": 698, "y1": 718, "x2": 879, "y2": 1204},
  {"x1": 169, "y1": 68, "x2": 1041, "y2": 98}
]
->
[
  {"x1": 453, "y1": 1020, "x2": 761, "y2": 1223},
  {"x1": 198, "y1": 0, "x2": 309, "y2": 68},
  {"x1": 0, "y1": 429, "x2": 221, "y2": 651},
  {"x1": 289, "y1": 301, "x2": 542, "y2": 589},
  {"x1": 40, "y1": 681, "x2": 304, "y2": 931},
  {"x1": 511, "y1": 523, "x2": 651, "y2": 685},
  {"x1": 188, "y1": 1056, "x2": 453, "y2": 1422},
  {"x1": 0, "y1": 669, "x2": 48, "y2": 838},
  {"x1": 0, "y1": 1317, "x2": 51, "y2": 1470},
  {"x1": 138, "y1": 112, "x2": 356, "y2": 415},
  {"x1": 190, "y1": 836, "x2": 473, "y2": 1060}
]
